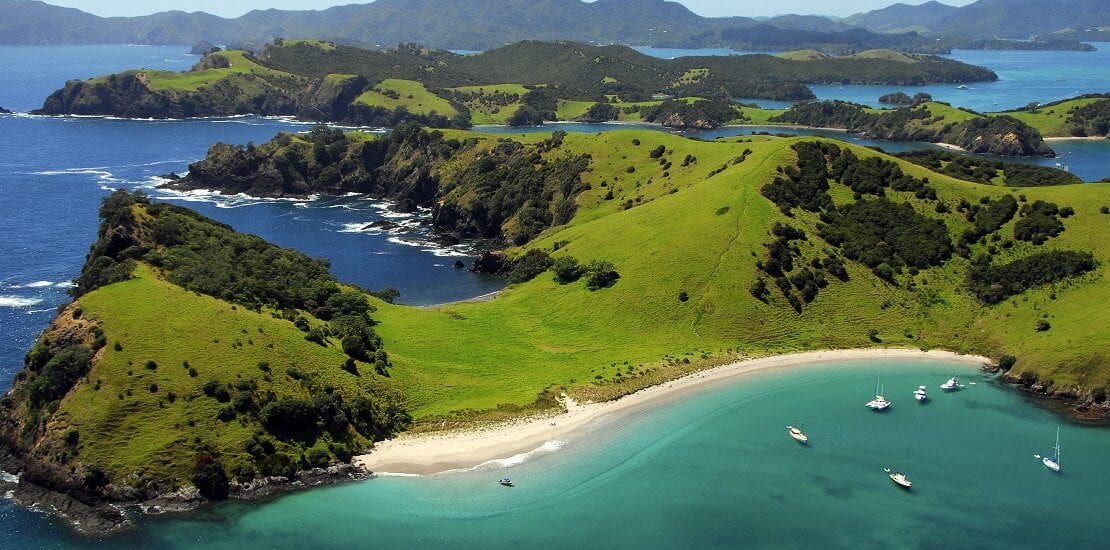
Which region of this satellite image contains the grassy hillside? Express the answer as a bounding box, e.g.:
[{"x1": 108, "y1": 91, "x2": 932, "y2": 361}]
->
[
  {"x1": 993, "y1": 96, "x2": 1110, "y2": 137},
  {"x1": 363, "y1": 130, "x2": 1110, "y2": 418},
  {"x1": 6, "y1": 129, "x2": 1108, "y2": 506},
  {"x1": 140, "y1": 50, "x2": 297, "y2": 92},
  {"x1": 776, "y1": 49, "x2": 832, "y2": 61},
  {"x1": 39, "y1": 40, "x2": 1000, "y2": 123},
  {"x1": 847, "y1": 49, "x2": 920, "y2": 63},
  {"x1": 354, "y1": 78, "x2": 458, "y2": 117}
]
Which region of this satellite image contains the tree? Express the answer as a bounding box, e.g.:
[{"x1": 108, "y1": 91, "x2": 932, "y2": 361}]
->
[
  {"x1": 553, "y1": 256, "x2": 584, "y2": 284},
  {"x1": 191, "y1": 453, "x2": 230, "y2": 500},
  {"x1": 585, "y1": 260, "x2": 620, "y2": 290}
]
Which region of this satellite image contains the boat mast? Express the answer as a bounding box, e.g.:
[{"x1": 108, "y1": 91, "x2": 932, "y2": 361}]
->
[{"x1": 1054, "y1": 427, "x2": 1061, "y2": 463}]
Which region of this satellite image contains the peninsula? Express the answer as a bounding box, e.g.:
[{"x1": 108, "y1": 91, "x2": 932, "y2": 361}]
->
[{"x1": 3, "y1": 128, "x2": 1108, "y2": 534}]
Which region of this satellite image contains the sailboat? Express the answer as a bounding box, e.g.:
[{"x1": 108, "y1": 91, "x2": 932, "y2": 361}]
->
[
  {"x1": 866, "y1": 375, "x2": 892, "y2": 410},
  {"x1": 1035, "y1": 427, "x2": 1062, "y2": 472},
  {"x1": 787, "y1": 424, "x2": 809, "y2": 444}
]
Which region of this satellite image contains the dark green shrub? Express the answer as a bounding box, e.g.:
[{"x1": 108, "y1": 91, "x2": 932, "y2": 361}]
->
[{"x1": 553, "y1": 256, "x2": 584, "y2": 284}]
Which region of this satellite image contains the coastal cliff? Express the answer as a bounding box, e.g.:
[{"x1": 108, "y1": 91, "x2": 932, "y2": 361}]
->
[{"x1": 166, "y1": 124, "x2": 590, "y2": 244}]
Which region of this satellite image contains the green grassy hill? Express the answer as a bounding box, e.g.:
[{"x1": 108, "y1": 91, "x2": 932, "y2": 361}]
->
[
  {"x1": 354, "y1": 79, "x2": 458, "y2": 118},
  {"x1": 37, "y1": 40, "x2": 999, "y2": 124},
  {"x1": 992, "y1": 95, "x2": 1110, "y2": 137},
  {"x1": 4, "y1": 129, "x2": 1108, "y2": 507}
]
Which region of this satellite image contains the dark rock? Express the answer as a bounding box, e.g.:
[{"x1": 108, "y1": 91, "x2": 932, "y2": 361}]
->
[
  {"x1": 0, "y1": 106, "x2": 10, "y2": 114},
  {"x1": 471, "y1": 251, "x2": 512, "y2": 275},
  {"x1": 453, "y1": 260, "x2": 466, "y2": 269},
  {"x1": 190, "y1": 40, "x2": 218, "y2": 56},
  {"x1": 9, "y1": 481, "x2": 132, "y2": 535},
  {"x1": 157, "y1": 172, "x2": 181, "y2": 181}
]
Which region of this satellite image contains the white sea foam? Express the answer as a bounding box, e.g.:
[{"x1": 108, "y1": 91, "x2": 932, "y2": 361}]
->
[
  {"x1": 12, "y1": 281, "x2": 53, "y2": 289},
  {"x1": 55, "y1": 281, "x2": 75, "y2": 289},
  {"x1": 0, "y1": 295, "x2": 43, "y2": 308},
  {"x1": 26, "y1": 309, "x2": 55, "y2": 315},
  {"x1": 374, "y1": 472, "x2": 422, "y2": 478},
  {"x1": 0, "y1": 471, "x2": 19, "y2": 483},
  {"x1": 441, "y1": 440, "x2": 567, "y2": 474}
]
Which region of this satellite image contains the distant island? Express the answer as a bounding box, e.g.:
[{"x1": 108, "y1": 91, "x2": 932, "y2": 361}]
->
[
  {"x1": 0, "y1": 0, "x2": 1103, "y2": 53},
  {"x1": 3, "y1": 127, "x2": 1107, "y2": 533}
]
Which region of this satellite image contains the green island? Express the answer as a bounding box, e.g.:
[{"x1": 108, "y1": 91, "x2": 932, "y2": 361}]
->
[
  {"x1": 36, "y1": 40, "x2": 1108, "y2": 157},
  {"x1": 3, "y1": 126, "x2": 1109, "y2": 533},
  {"x1": 37, "y1": 40, "x2": 995, "y2": 125}
]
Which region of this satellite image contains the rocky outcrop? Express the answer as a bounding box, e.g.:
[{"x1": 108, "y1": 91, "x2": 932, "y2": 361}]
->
[
  {"x1": 190, "y1": 40, "x2": 218, "y2": 55},
  {"x1": 0, "y1": 106, "x2": 10, "y2": 114}
]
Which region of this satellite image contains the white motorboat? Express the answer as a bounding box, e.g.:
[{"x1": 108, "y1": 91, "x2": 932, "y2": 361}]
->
[
  {"x1": 886, "y1": 468, "x2": 913, "y2": 489},
  {"x1": 866, "y1": 375, "x2": 892, "y2": 410},
  {"x1": 499, "y1": 477, "x2": 514, "y2": 487},
  {"x1": 787, "y1": 425, "x2": 809, "y2": 444},
  {"x1": 914, "y1": 385, "x2": 927, "y2": 401},
  {"x1": 1036, "y1": 427, "x2": 1062, "y2": 473},
  {"x1": 940, "y1": 376, "x2": 961, "y2": 391},
  {"x1": 957, "y1": 84, "x2": 969, "y2": 90}
]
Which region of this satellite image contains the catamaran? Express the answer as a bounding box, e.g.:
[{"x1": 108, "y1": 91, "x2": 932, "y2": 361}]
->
[
  {"x1": 787, "y1": 424, "x2": 809, "y2": 444},
  {"x1": 866, "y1": 375, "x2": 892, "y2": 410},
  {"x1": 1035, "y1": 427, "x2": 1062, "y2": 472},
  {"x1": 940, "y1": 376, "x2": 961, "y2": 391},
  {"x1": 499, "y1": 477, "x2": 514, "y2": 487},
  {"x1": 914, "y1": 385, "x2": 927, "y2": 401}
]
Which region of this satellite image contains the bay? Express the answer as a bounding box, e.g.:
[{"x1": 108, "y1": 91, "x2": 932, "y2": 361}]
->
[
  {"x1": 17, "y1": 359, "x2": 1110, "y2": 549},
  {"x1": 0, "y1": 44, "x2": 1107, "y2": 549}
]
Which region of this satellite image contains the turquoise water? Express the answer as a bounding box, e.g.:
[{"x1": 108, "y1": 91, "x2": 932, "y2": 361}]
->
[{"x1": 20, "y1": 359, "x2": 1108, "y2": 549}]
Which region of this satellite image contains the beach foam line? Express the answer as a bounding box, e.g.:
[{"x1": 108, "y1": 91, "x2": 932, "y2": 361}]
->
[
  {"x1": 355, "y1": 348, "x2": 992, "y2": 476},
  {"x1": 0, "y1": 295, "x2": 44, "y2": 308}
]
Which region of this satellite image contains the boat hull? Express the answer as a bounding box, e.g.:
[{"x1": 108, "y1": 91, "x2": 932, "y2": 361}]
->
[{"x1": 1042, "y1": 457, "x2": 1060, "y2": 472}]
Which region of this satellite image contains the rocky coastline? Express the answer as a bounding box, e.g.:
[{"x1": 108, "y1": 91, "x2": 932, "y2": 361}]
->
[{"x1": 1, "y1": 450, "x2": 373, "y2": 536}]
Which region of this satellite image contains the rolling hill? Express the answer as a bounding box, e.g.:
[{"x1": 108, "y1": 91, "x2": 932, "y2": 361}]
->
[{"x1": 3, "y1": 127, "x2": 1108, "y2": 531}]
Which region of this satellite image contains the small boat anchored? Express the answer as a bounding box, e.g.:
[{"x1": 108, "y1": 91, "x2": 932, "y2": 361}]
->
[
  {"x1": 914, "y1": 385, "x2": 928, "y2": 402},
  {"x1": 885, "y1": 468, "x2": 913, "y2": 489},
  {"x1": 866, "y1": 375, "x2": 892, "y2": 410},
  {"x1": 787, "y1": 424, "x2": 809, "y2": 445},
  {"x1": 499, "y1": 477, "x2": 514, "y2": 487},
  {"x1": 957, "y1": 84, "x2": 969, "y2": 90},
  {"x1": 1034, "y1": 427, "x2": 1062, "y2": 473},
  {"x1": 940, "y1": 376, "x2": 961, "y2": 391},
  {"x1": 885, "y1": 447, "x2": 913, "y2": 490}
]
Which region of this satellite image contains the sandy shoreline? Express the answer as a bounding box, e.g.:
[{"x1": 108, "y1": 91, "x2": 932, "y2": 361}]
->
[{"x1": 355, "y1": 348, "x2": 991, "y2": 476}]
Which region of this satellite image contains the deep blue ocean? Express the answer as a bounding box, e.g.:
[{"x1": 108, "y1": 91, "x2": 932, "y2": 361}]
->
[{"x1": 0, "y1": 44, "x2": 1108, "y2": 549}]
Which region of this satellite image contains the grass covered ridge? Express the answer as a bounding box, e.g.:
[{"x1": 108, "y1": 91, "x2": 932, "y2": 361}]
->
[{"x1": 5, "y1": 130, "x2": 1108, "y2": 503}]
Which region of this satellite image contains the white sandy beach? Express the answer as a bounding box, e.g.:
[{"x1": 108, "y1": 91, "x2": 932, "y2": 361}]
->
[{"x1": 354, "y1": 348, "x2": 991, "y2": 475}]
